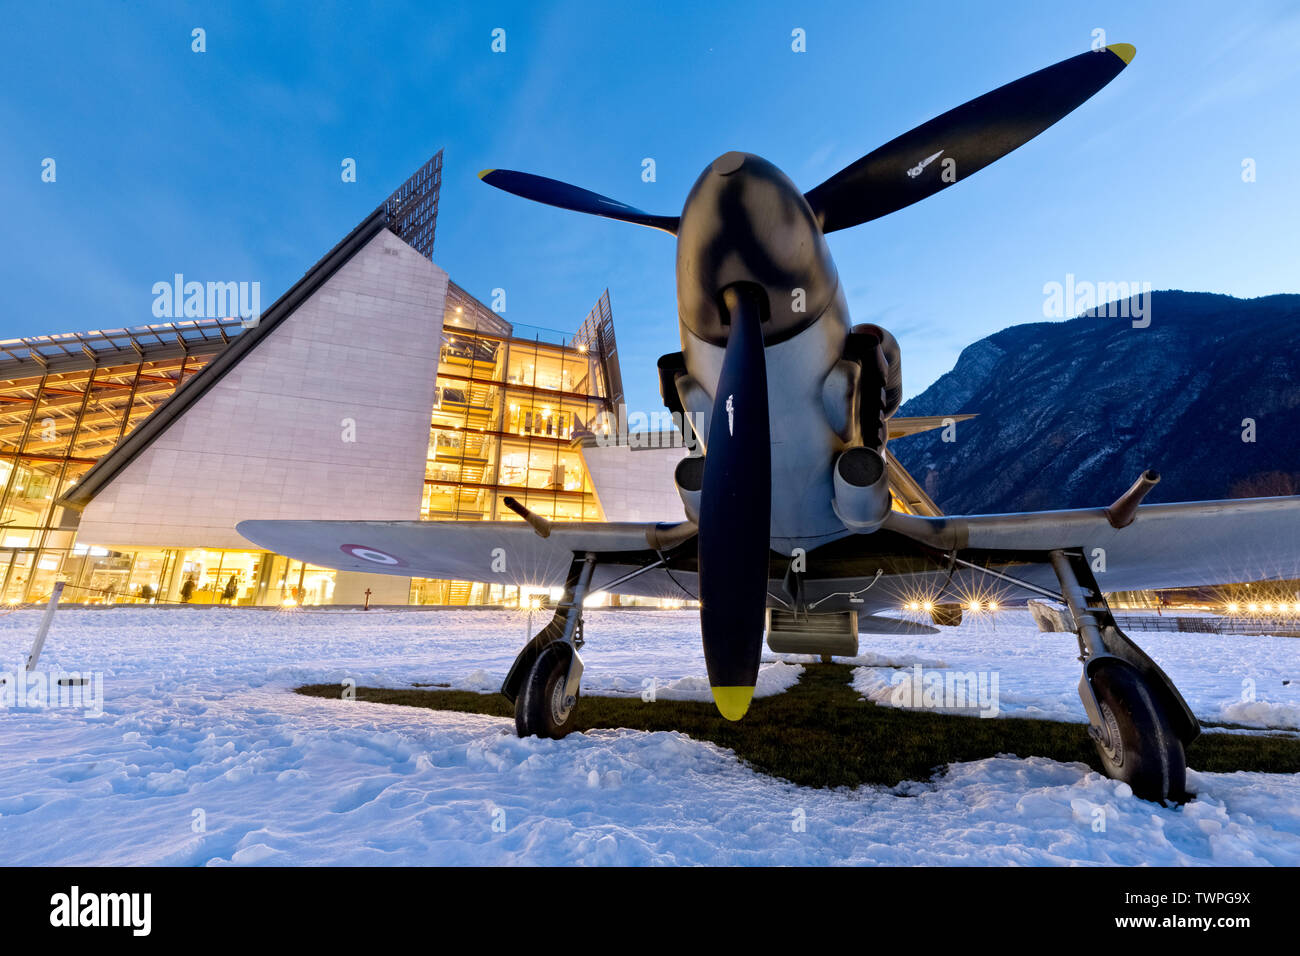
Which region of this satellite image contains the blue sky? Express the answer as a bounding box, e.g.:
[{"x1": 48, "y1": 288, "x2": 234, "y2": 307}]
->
[{"x1": 2, "y1": 1, "x2": 1298, "y2": 417}]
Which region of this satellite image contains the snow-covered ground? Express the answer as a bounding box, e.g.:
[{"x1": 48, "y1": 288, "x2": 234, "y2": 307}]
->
[
  {"x1": 1, "y1": 606, "x2": 1298, "y2": 865},
  {"x1": 850, "y1": 611, "x2": 1300, "y2": 730}
]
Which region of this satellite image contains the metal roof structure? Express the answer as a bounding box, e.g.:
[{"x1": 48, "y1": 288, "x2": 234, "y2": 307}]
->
[
  {"x1": 385, "y1": 151, "x2": 443, "y2": 261},
  {"x1": 0, "y1": 318, "x2": 246, "y2": 377}
]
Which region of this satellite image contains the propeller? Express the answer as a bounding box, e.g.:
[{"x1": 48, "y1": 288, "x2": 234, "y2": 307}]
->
[
  {"x1": 477, "y1": 168, "x2": 679, "y2": 234},
  {"x1": 803, "y1": 44, "x2": 1136, "y2": 233},
  {"x1": 477, "y1": 43, "x2": 1136, "y2": 722},
  {"x1": 696, "y1": 285, "x2": 771, "y2": 720}
]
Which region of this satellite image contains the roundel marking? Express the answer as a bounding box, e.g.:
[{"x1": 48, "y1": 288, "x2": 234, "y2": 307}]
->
[{"x1": 340, "y1": 544, "x2": 407, "y2": 567}]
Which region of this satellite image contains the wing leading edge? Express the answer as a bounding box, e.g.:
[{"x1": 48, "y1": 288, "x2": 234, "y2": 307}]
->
[
  {"x1": 236, "y1": 517, "x2": 695, "y2": 590},
  {"x1": 885, "y1": 495, "x2": 1300, "y2": 593},
  {"x1": 239, "y1": 494, "x2": 1300, "y2": 604}
]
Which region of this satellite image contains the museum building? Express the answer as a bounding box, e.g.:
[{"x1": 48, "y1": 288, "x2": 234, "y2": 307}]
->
[{"x1": 1, "y1": 151, "x2": 943, "y2": 607}]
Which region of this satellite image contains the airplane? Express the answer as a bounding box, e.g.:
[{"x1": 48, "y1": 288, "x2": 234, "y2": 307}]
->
[{"x1": 239, "y1": 43, "x2": 1300, "y2": 804}]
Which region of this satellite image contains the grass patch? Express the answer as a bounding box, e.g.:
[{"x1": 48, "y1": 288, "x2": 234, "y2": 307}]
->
[{"x1": 297, "y1": 664, "x2": 1300, "y2": 789}]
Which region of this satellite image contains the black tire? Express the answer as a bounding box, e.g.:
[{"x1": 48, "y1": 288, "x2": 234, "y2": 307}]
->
[
  {"x1": 514, "y1": 643, "x2": 579, "y2": 739},
  {"x1": 1088, "y1": 659, "x2": 1187, "y2": 803}
]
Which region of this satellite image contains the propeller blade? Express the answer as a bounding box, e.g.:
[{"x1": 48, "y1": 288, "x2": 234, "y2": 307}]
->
[
  {"x1": 697, "y1": 285, "x2": 771, "y2": 721},
  {"x1": 478, "y1": 168, "x2": 679, "y2": 234},
  {"x1": 804, "y1": 44, "x2": 1136, "y2": 233}
]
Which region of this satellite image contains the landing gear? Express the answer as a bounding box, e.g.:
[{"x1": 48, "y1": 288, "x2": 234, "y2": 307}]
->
[
  {"x1": 515, "y1": 642, "x2": 580, "y2": 739},
  {"x1": 501, "y1": 552, "x2": 596, "y2": 740},
  {"x1": 1088, "y1": 658, "x2": 1185, "y2": 801},
  {"x1": 1049, "y1": 550, "x2": 1198, "y2": 803}
]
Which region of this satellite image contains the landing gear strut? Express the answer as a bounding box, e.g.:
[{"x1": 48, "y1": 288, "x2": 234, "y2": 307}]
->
[
  {"x1": 1049, "y1": 549, "x2": 1199, "y2": 803},
  {"x1": 502, "y1": 552, "x2": 596, "y2": 739}
]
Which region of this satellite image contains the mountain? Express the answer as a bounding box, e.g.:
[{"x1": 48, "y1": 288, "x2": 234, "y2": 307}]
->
[{"x1": 892, "y1": 291, "x2": 1300, "y2": 514}]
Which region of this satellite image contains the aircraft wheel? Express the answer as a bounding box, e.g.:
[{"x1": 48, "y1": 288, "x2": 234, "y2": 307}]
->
[
  {"x1": 1088, "y1": 659, "x2": 1187, "y2": 803},
  {"x1": 515, "y1": 643, "x2": 579, "y2": 739}
]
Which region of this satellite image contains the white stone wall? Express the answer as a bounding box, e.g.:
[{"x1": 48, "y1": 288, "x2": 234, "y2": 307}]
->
[
  {"x1": 583, "y1": 440, "x2": 689, "y2": 523},
  {"x1": 76, "y1": 230, "x2": 446, "y2": 550},
  {"x1": 332, "y1": 570, "x2": 414, "y2": 606}
]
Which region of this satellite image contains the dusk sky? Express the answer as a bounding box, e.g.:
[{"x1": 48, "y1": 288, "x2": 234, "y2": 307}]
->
[{"x1": 2, "y1": 0, "x2": 1297, "y2": 417}]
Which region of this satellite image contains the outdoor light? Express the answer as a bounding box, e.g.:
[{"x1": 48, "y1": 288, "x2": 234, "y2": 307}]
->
[
  {"x1": 1248, "y1": 603, "x2": 1260, "y2": 613},
  {"x1": 967, "y1": 600, "x2": 981, "y2": 612},
  {"x1": 1226, "y1": 602, "x2": 1240, "y2": 614},
  {"x1": 988, "y1": 601, "x2": 999, "y2": 611}
]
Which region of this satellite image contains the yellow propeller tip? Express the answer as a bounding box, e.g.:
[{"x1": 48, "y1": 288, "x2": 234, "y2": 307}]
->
[
  {"x1": 477, "y1": 169, "x2": 495, "y2": 180},
  {"x1": 1106, "y1": 43, "x2": 1136, "y2": 65},
  {"x1": 711, "y1": 685, "x2": 755, "y2": 721}
]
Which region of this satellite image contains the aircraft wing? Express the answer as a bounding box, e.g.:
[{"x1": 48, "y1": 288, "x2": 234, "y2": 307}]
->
[
  {"x1": 236, "y1": 517, "x2": 695, "y2": 591},
  {"x1": 885, "y1": 495, "x2": 1300, "y2": 593},
  {"x1": 239, "y1": 494, "x2": 1300, "y2": 603}
]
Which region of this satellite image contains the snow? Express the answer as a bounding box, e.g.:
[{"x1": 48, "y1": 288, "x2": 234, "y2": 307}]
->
[
  {"x1": 1, "y1": 606, "x2": 1298, "y2": 865},
  {"x1": 846, "y1": 610, "x2": 1300, "y2": 729}
]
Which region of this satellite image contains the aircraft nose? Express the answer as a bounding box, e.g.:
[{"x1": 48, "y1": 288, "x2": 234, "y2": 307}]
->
[
  {"x1": 676, "y1": 153, "x2": 840, "y2": 347},
  {"x1": 711, "y1": 151, "x2": 747, "y2": 176}
]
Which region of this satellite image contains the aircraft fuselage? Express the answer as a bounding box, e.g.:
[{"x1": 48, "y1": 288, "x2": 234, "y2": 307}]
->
[{"x1": 669, "y1": 151, "x2": 882, "y2": 555}]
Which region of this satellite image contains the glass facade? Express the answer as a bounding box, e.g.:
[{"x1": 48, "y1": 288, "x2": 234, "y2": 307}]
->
[
  {"x1": 0, "y1": 320, "x2": 243, "y2": 604},
  {"x1": 64, "y1": 546, "x2": 338, "y2": 607},
  {"x1": 413, "y1": 284, "x2": 619, "y2": 606}
]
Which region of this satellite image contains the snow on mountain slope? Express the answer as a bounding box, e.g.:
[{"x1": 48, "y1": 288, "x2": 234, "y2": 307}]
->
[{"x1": 894, "y1": 291, "x2": 1300, "y2": 513}]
